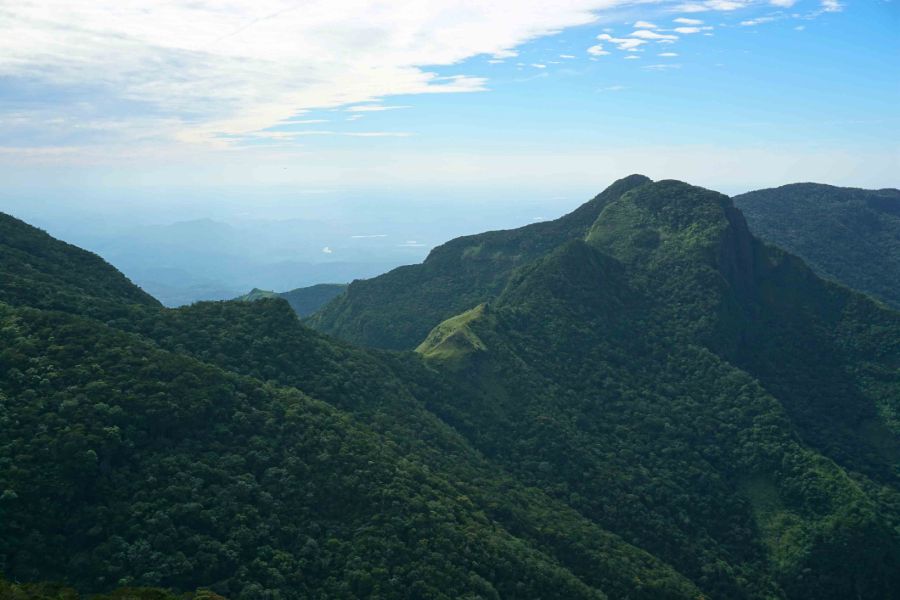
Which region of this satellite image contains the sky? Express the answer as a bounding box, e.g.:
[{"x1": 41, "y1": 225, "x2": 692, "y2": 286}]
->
[{"x1": 0, "y1": 0, "x2": 898, "y2": 212}]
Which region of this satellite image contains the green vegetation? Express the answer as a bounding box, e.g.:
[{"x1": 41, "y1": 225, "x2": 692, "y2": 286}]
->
[
  {"x1": 0, "y1": 212, "x2": 159, "y2": 319},
  {"x1": 2, "y1": 175, "x2": 900, "y2": 599},
  {"x1": 0, "y1": 577, "x2": 223, "y2": 600},
  {"x1": 411, "y1": 181, "x2": 900, "y2": 598},
  {"x1": 236, "y1": 284, "x2": 346, "y2": 317},
  {"x1": 308, "y1": 174, "x2": 652, "y2": 349},
  {"x1": 415, "y1": 303, "x2": 489, "y2": 366},
  {"x1": 735, "y1": 183, "x2": 900, "y2": 308}
]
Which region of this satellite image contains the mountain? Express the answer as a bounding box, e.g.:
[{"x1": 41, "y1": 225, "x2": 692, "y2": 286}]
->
[
  {"x1": 3, "y1": 174, "x2": 900, "y2": 600},
  {"x1": 734, "y1": 183, "x2": 900, "y2": 308},
  {"x1": 308, "y1": 174, "x2": 652, "y2": 350},
  {"x1": 0, "y1": 210, "x2": 699, "y2": 599},
  {"x1": 0, "y1": 212, "x2": 160, "y2": 318},
  {"x1": 415, "y1": 180, "x2": 900, "y2": 598},
  {"x1": 237, "y1": 283, "x2": 347, "y2": 317}
]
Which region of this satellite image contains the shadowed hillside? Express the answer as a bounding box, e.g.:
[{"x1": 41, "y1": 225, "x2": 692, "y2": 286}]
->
[{"x1": 735, "y1": 183, "x2": 900, "y2": 308}]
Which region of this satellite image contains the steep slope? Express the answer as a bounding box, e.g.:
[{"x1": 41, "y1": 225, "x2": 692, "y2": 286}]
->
[
  {"x1": 734, "y1": 183, "x2": 900, "y2": 308},
  {"x1": 0, "y1": 211, "x2": 160, "y2": 318},
  {"x1": 4, "y1": 178, "x2": 900, "y2": 599},
  {"x1": 416, "y1": 180, "x2": 900, "y2": 599},
  {"x1": 307, "y1": 174, "x2": 651, "y2": 349},
  {"x1": 1, "y1": 301, "x2": 672, "y2": 600},
  {"x1": 0, "y1": 210, "x2": 700, "y2": 599},
  {"x1": 117, "y1": 298, "x2": 700, "y2": 600},
  {"x1": 237, "y1": 283, "x2": 346, "y2": 317}
]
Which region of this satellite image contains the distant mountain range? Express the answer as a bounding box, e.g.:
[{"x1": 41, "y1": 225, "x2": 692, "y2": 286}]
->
[
  {"x1": 2, "y1": 176, "x2": 899, "y2": 599},
  {"x1": 237, "y1": 284, "x2": 347, "y2": 317}
]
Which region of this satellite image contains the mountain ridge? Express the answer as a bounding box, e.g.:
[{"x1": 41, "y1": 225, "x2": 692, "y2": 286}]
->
[
  {"x1": 307, "y1": 174, "x2": 652, "y2": 349},
  {"x1": 2, "y1": 175, "x2": 900, "y2": 599}
]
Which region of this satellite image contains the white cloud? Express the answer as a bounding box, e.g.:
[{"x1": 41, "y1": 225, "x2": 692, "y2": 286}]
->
[
  {"x1": 1, "y1": 0, "x2": 640, "y2": 148},
  {"x1": 659, "y1": 52, "x2": 679, "y2": 57},
  {"x1": 625, "y1": 55, "x2": 641, "y2": 59},
  {"x1": 0, "y1": 0, "x2": 852, "y2": 159},
  {"x1": 344, "y1": 132, "x2": 414, "y2": 137},
  {"x1": 677, "y1": 0, "x2": 796, "y2": 11},
  {"x1": 280, "y1": 119, "x2": 329, "y2": 124},
  {"x1": 642, "y1": 63, "x2": 682, "y2": 70},
  {"x1": 674, "y1": 1, "x2": 748, "y2": 11},
  {"x1": 630, "y1": 30, "x2": 679, "y2": 40},
  {"x1": 242, "y1": 129, "x2": 412, "y2": 139},
  {"x1": 345, "y1": 105, "x2": 412, "y2": 112},
  {"x1": 559, "y1": 54, "x2": 576, "y2": 59},
  {"x1": 740, "y1": 16, "x2": 777, "y2": 26},
  {"x1": 321, "y1": 246, "x2": 333, "y2": 254},
  {"x1": 531, "y1": 63, "x2": 547, "y2": 68},
  {"x1": 597, "y1": 33, "x2": 647, "y2": 51}
]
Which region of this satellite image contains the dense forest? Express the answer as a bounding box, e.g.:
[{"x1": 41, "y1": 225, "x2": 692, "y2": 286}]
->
[
  {"x1": 2, "y1": 175, "x2": 899, "y2": 599},
  {"x1": 734, "y1": 183, "x2": 900, "y2": 309}
]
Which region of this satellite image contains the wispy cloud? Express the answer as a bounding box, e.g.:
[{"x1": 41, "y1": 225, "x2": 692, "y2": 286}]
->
[
  {"x1": 674, "y1": 17, "x2": 704, "y2": 25},
  {"x1": 642, "y1": 63, "x2": 682, "y2": 71},
  {"x1": 0, "y1": 0, "x2": 637, "y2": 151},
  {"x1": 596, "y1": 33, "x2": 647, "y2": 51},
  {"x1": 630, "y1": 30, "x2": 679, "y2": 40},
  {"x1": 740, "y1": 16, "x2": 778, "y2": 26},
  {"x1": 0, "y1": 0, "x2": 851, "y2": 160},
  {"x1": 345, "y1": 105, "x2": 412, "y2": 113}
]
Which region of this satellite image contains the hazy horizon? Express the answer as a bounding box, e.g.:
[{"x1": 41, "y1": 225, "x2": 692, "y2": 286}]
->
[
  {"x1": 3, "y1": 171, "x2": 898, "y2": 305},
  {"x1": 1, "y1": 0, "x2": 897, "y2": 304}
]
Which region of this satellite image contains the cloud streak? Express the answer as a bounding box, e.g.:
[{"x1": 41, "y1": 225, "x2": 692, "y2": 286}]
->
[
  {"x1": 0, "y1": 0, "x2": 852, "y2": 158},
  {"x1": 1, "y1": 0, "x2": 643, "y2": 150}
]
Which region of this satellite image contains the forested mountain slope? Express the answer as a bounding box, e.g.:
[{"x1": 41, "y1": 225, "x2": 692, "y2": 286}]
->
[
  {"x1": 307, "y1": 174, "x2": 651, "y2": 349},
  {"x1": 412, "y1": 181, "x2": 900, "y2": 599},
  {"x1": 734, "y1": 183, "x2": 900, "y2": 308},
  {"x1": 2, "y1": 175, "x2": 900, "y2": 600},
  {"x1": 0, "y1": 212, "x2": 160, "y2": 318},
  {"x1": 0, "y1": 209, "x2": 700, "y2": 599}
]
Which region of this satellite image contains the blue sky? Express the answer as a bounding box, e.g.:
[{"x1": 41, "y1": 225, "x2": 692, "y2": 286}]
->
[{"x1": 0, "y1": 0, "x2": 897, "y2": 202}]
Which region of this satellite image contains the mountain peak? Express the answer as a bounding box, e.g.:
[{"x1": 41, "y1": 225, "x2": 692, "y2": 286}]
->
[
  {"x1": 586, "y1": 180, "x2": 736, "y2": 259},
  {"x1": 595, "y1": 174, "x2": 653, "y2": 198},
  {"x1": 312, "y1": 174, "x2": 652, "y2": 349}
]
